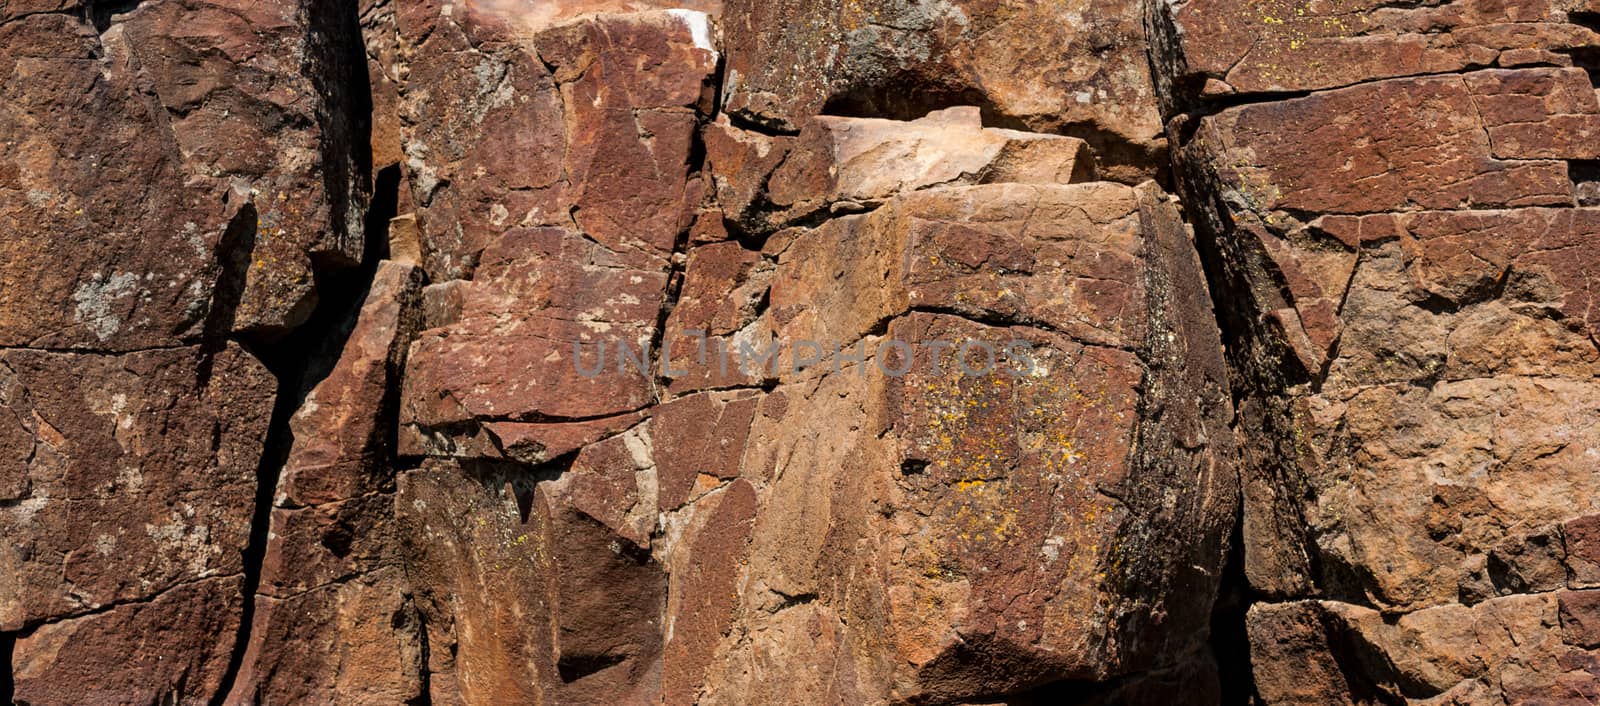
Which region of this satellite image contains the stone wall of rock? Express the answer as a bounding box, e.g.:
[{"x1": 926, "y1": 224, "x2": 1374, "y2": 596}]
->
[
  {"x1": 2, "y1": 0, "x2": 1596, "y2": 703},
  {"x1": 1, "y1": 0, "x2": 377, "y2": 701},
  {"x1": 1149, "y1": 0, "x2": 1600, "y2": 701}
]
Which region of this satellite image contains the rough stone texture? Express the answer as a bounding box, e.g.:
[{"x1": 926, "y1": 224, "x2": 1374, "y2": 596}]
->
[
  {"x1": 0, "y1": 0, "x2": 382, "y2": 701},
  {"x1": 383, "y1": 4, "x2": 1236, "y2": 703},
  {"x1": 224, "y1": 261, "x2": 426, "y2": 704},
  {"x1": 1152, "y1": 0, "x2": 1600, "y2": 699},
  {"x1": 0, "y1": 0, "x2": 371, "y2": 347},
  {"x1": 720, "y1": 0, "x2": 1168, "y2": 183},
  {"x1": 12, "y1": 577, "x2": 245, "y2": 704},
  {"x1": 1152, "y1": 0, "x2": 1600, "y2": 99},
  {"x1": 11, "y1": 0, "x2": 1597, "y2": 701}
]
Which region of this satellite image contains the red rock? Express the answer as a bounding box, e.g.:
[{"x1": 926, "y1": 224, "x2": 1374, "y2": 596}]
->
[
  {"x1": 226, "y1": 260, "x2": 426, "y2": 703},
  {"x1": 0, "y1": 345, "x2": 272, "y2": 630},
  {"x1": 1155, "y1": 2, "x2": 1600, "y2": 699},
  {"x1": 396, "y1": 462, "x2": 558, "y2": 704},
  {"x1": 721, "y1": 0, "x2": 1167, "y2": 181},
  {"x1": 1191, "y1": 73, "x2": 1574, "y2": 215},
  {"x1": 31, "y1": 0, "x2": 1600, "y2": 701},
  {"x1": 1464, "y1": 68, "x2": 1600, "y2": 160},
  {"x1": 12, "y1": 577, "x2": 244, "y2": 705},
  {"x1": 661, "y1": 479, "x2": 758, "y2": 705},
  {"x1": 478, "y1": 413, "x2": 648, "y2": 465},
  {"x1": 1567, "y1": 515, "x2": 1600, "y2": 588},
  {"x1": 1156, "y1": 0, "x2": 1600, "y2": 95},
  {"x1": 0, "y1": 0, "x2": 368, "y2": 347},
  {"x1": 652, "y1": 391, "x2": 761, "y2": 510},
  {"x1": 397, "y1": 9, "x2": 716, "y2": 279},
  {"x1": 226, "y1": 569, "x2": 425, "y2": 704},
  {"x1": 279, "y1": 261, "x2": 423, "y2": 507},
  {"x1": 1561, "y1": 591, "x2": 1600, "y2": 649}
]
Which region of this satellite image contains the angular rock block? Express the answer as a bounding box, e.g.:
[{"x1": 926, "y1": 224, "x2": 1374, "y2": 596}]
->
[{"x1": 1153, "y1": 1, "x2": 1600, "y2": 699}]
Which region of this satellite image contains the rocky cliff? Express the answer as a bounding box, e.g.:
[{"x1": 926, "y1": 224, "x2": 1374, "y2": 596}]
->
[{"x1": 0, "y1": 0, "x2": 1595, "y2": 703}]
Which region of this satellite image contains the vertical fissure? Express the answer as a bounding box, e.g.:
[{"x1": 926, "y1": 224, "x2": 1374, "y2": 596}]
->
[
  {"x1": 208, "y1": 0, "x2": 391, "y2": 698},
  {"x1": 1209, "y1": 502, "x2": 1260, "y2": 705},
  {"x1": 210, "y1": 162, "x2": 400, "y2": 706}
]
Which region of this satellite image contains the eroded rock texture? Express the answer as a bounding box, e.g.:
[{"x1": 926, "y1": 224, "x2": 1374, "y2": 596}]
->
[
  {"x1": 4, "y1": 0, "x2": 1596, "y2": 702},
  {"x1": 1150, "y1": 0, "x2": 1600, "y2": 701},
  {"x1": 1, "y1": 0, "x2": 384, "y2": 701},
  {"x1": 381, "y1": 6, "x2": 1234, "y2": 703}
]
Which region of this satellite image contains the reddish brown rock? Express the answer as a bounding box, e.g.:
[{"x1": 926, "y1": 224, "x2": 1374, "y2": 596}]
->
[
  {"x1": 0, "y1": 344, "x2": 272, "y2": 629},
  {"x1": 396, "y1": 462, "x2": 558, "y2": 705},
  {"x1": 1188, "y1": 73, "x2": 1574, "y2": 216},
  {"x1": 0, "y1": 0, "x2": 369, "y2": 347},
  {"x1": 721, "y1": 0, "x2": 1166, "y2": 181},
  {"x1": 678, "y1": 181, "x2": 1235, "y2": 704},
  {"x1": 399, "y1": 227, "x2": 665, "y2": 430},
  {"x1": 225, "y1": 261, "x2": 425, "y2": 704},
  {"x1": 40, "y1": 0, "x2": 1600, "y2": 700},
  {"x1": 659, "y1": 478, "x2": 758, "y2": 705},
  {"x1": 1153, "y1": 1, "x2": 1600, "y2": 700},
  {"x1": 395, "y1": 8, "x2": 716, "y2": 280},
  {"x1": 12, "y1": 577, "x2": 245, "y2": 705},
  {"x1": 652, "y1": 391, "x2": 760, "y2": 510},
  {"x1": 1150, "y1": 0, "x2": 1600, "y2": 97},
  {"x1": 279, "y1": 261, "x2": 423, "y2": 506},
  {"x1": 758, "y1": 106, "x2": 1096, "y2": 228},
  {"x1": 1250, "y1": 594, "x2": 1600, "y2": 703},
  {"x1": 227, "y1": 569, "x2": 425, "y2": 705}
]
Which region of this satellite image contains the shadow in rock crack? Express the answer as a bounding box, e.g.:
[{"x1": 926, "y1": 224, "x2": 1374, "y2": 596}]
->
[
  {"x1": 1559, "y1": 13, "x2": 1600, "y2": 87},
  {"x1": 84, "y1": 0, "x2": 144, "y2": 33},
  {"x1": 1, "y1": 631, "x2": 13, "y2": 704},
  {"x1": 1210, "y1": 504, "x2": 1261, "y2": 706},
  {"x1": 208, "y1": 161, "x2": 400, "y2": 704},
  {"x1": 196, "y1": 202, "x2": 257, "y2": 386}
]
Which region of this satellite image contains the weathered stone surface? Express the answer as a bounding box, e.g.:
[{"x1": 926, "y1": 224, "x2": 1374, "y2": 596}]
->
[
  {"x1": 760, "y1": 106, "x2": 1096, "y2": 227},
  {"x1": 0, "y1": 344, "x2": 272, "y2": 629},
  {"x1": 396, "y1": 461, "x2": 557, "y2": 705},
  {"x1": 673, "y1": 181, "x2": 1235, "y2": 704},
  {"x1": 1153, "y1": 0, "x2": 1600, "y2": 699},
  {"x1": 1151, "y1": 0, "x2": 1600, "y2": 97},
  {"x1": 395, "y1": 7, "x2": 716, "y2": 280},
  {"x1": 225, "y1": 260, "x2": 425, "y2": 704},
  {"x1": 721, "y1": 0, "x2": 1166, "y2": 181},
  {"x1": 12, "y1": 577, "x2": 244, "y2": 705},
  {"x1": 227, "y1": 568, "x2": 425, "y2": 705},
  {"x1": 1186, "y1": 73, "x2": 1575, "y2": 216},
  {"x1": 1, "y1": 0, "x2": 382, "y2": 702},
  {"x1": 399, "y1": 226, "x2": 666, "y2": 433},
  {"x1": 0, "y1": 0, "x2": 370, "y2": 348},
  {"x1": 383, "y1": 8, "x2": 1236, "y2": 699},
  {"x1": 1250, "y1": 596, "x2": 1600, "y2": 704},
  {"x1": 29, "y1": 0, "x2": 1600, "y2": 700}
]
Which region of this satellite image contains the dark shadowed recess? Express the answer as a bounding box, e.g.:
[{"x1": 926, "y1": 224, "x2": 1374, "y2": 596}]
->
[
  {"x1": 1, "y1": 631, "x2": 13, "y2": 704},
  {"x1": 1561, "y1": 13, "x2": 1600, "y2": 86},
  {"x1": 84, "y1": 0, "x2": 143, "y2": 32},
  {"x1": 1210, "y1": 508, "x2": 1260, "y2": 706}
]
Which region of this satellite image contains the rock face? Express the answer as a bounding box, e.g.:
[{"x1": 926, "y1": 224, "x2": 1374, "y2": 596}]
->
[
  {"x1": 383, "y1": 6, "x2": 1235, "y2": 703},
  {"x1": 4, "y1": 0, "x2": 1596, "y2": 703},
  {"x1": 1150, "y1": 0, "x2": 1600, "y2": 701},
  {"x1": 719, "y1": 0, "x2": 1167, "y2": 183},
  {"x1": 1, "y1": 0, "x2": 377, "y2": 701}
]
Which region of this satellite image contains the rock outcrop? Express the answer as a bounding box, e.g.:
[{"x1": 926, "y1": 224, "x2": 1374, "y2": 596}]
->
[
  {"x1": 3, "y1": 0, "x2": 1596, "y2": 703},
  {"x1": 1150, "y1": 0, "x2": 1600, "y2": 700},
  {"x1": 380, "y1": 7, "x2": 1235, "y2": 703},
  {"x1": 1, "y1": 0, "x2": 378, "y2": 701}
]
